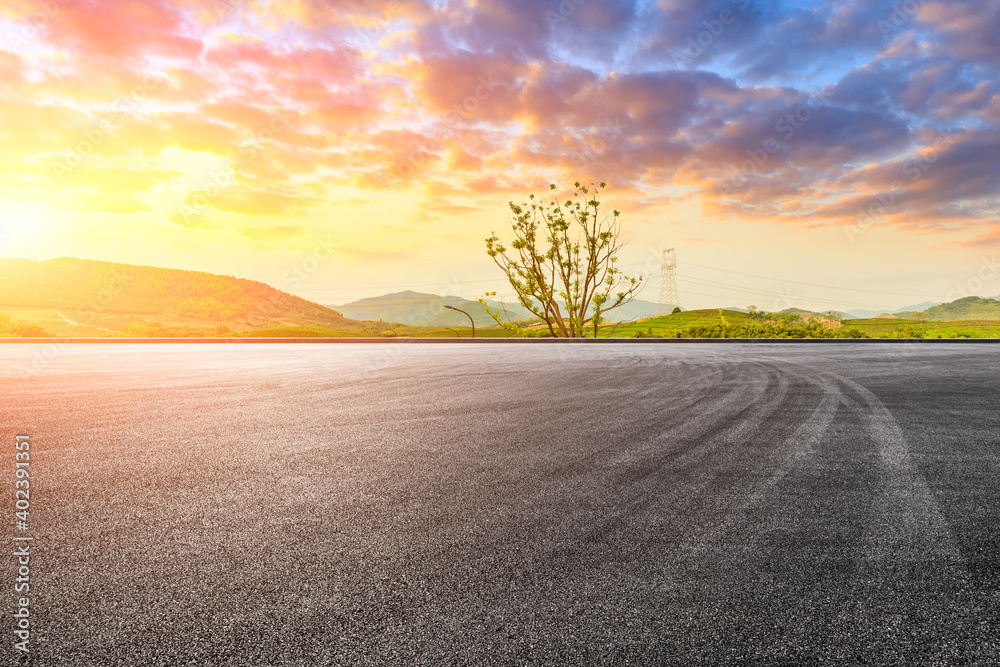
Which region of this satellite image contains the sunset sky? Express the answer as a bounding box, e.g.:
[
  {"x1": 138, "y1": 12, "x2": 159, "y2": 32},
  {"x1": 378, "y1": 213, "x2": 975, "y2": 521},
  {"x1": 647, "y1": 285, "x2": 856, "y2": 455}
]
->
[{"x1": 1, "y1": 0, "x2": 999, "y2": 311}]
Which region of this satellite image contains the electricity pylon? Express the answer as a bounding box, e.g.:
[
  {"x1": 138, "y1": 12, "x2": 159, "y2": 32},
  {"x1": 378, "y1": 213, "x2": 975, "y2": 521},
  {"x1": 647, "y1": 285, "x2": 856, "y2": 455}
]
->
[{"x1": 658, "y1": 248, "x2": 679, "y2": 315}]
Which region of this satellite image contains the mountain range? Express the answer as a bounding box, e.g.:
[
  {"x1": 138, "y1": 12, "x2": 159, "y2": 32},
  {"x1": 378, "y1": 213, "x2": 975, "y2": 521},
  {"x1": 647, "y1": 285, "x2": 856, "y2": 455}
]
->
[
  {"x1": 332, "y1": 292, "x2": 668, "y2": 327},
  {"x1": 844, "y1": 301, "x2": 942, "y2": 319}
]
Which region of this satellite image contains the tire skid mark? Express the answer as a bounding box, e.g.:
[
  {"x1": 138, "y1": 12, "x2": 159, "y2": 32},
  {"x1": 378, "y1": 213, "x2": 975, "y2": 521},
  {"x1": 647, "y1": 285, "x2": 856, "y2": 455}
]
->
[
  {"x1": 537, "y1": 359, "x2": 730, "y2": 482},
  {"x1": 554, "y1": 360, "x2": 800, "y2": 561},
  {"x1": 681, "y1": 368, "x2": 842, "y2": 556},
  {"x1": 834, "y1": 375, "x2": 963, "y2": 564},
  {"x1": 668, "y1": 353, "x2": 994, "y2": 663},
  {"x1": 537, "y1": 362, "x2": 775, "y2": 551},
  {"x1": 819, "y1": 370, "x2": 994, "y2": 664},
  {"x1": 742, "y1": 355, "x2": 964, "y2": 566},
  {"x1": 602, "y1": 360, "x2": 786, "y2": 492}
]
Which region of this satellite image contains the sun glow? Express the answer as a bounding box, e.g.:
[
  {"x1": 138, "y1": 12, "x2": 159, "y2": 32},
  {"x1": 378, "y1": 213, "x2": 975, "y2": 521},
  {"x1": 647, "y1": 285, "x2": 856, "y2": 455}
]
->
[{"x1": 1, "y1": 201, "x2": 56, "y2": 254}]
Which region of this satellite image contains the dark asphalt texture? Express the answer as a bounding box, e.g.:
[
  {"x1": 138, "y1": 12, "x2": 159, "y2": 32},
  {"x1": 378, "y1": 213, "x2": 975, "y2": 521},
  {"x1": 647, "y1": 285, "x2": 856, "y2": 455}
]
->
[{"x1": 2, "y1": 343, "x2": 999, "y2": 665}]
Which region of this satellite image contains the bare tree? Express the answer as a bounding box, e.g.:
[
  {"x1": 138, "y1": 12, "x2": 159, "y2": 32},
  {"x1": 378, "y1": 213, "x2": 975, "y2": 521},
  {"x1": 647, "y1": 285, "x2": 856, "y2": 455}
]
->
[{"x1": 481, "y1": 182, "x2": 643, "y2": 338}]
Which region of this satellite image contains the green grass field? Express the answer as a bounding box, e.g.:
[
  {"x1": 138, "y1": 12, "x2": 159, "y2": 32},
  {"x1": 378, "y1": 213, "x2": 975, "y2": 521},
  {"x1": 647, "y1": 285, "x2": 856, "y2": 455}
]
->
[
  {"x1": 843, "y1": 318, "x2": 1000, "y2": 338},
  {"x1": 600, "y1": 310, "x2": 756, "y2": 338}
]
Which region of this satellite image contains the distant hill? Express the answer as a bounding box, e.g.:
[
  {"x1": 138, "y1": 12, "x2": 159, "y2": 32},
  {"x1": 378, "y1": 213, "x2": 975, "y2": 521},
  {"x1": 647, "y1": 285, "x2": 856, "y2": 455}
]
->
[
  {"x1": 779, "y1": 307, "x2": 832, "y2": 318},
  {"x1": 606, "y1": 298, "x2": 669, "y2": 322},
  {"x1": 721, "y1": 307, "x2": 849, "y2": 319},
  {"x1": 0, "y1": 257, "x2": 362, "y2": 331},
  {"x1": 846, "y1": 301, "x2": 940, "y2": 319},
  {"x1": 920, "y1": 296, "x2": 1000, "y2": 321},
  {"x1": 333, "y1": 291, "x2": 531, "y2": 327},
  {"x1": 334, "y1": 292, "x2": 667, "y2": 326},
  {"x1": 842, "y1": 297, "x2": 1000, "y2": 322}
]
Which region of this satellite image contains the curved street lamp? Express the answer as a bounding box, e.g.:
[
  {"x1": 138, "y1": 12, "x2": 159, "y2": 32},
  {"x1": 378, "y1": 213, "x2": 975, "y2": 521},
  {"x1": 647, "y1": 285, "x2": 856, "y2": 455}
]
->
[{"x1": 443, "y1": 305, "x2": 475, "y2": 338}]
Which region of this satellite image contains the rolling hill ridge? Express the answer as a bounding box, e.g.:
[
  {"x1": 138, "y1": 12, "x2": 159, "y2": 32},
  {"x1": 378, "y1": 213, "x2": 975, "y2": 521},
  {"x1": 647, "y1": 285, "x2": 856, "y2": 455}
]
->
[
  {"x1": 0, "y1": 257, "x2": 363, "y2": 332},
  {"x1": 917, "y1": 296, "x2": 1000, "y2": 320}
]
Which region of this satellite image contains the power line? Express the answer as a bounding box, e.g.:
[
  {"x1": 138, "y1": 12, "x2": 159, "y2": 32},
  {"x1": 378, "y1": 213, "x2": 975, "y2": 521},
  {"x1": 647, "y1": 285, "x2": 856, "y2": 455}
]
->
[
  {"x1": 674, "y1": 284, "x2": 852, "y2": 309},
  {"x1": 677, "y1": 281, "x2": 891, "y2": 311},
  {"x1": 675, "y1": 276, "x2": 897, "y2": 310},
  {"x1": 680, "y1": 260, "x2": 930, "y2": 298}
]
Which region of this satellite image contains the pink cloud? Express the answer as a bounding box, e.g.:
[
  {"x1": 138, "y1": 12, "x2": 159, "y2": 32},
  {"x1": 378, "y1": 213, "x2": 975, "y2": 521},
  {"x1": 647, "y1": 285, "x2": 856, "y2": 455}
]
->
[{"x1": 31, "y1": 0, "x2": 203, "y2": 60}]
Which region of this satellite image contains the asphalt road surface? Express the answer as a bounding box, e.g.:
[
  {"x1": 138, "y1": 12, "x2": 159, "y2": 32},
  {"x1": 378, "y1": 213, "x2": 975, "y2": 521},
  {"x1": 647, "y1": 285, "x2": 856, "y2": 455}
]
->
[{"x1": 2, "y1": 343, "x2": 999, "y2": 665}]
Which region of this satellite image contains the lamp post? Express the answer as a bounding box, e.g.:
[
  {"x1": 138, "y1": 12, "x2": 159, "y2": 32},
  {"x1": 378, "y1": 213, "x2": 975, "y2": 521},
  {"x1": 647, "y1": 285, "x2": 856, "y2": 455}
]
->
[{"x1": 443, "y1": 305, "x2": 475, "y2": 338}]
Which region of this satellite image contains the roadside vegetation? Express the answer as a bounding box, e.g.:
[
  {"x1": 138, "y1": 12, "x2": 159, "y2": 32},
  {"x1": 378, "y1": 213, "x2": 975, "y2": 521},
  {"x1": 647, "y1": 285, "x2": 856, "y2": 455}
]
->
[
  {"x1": 606, "y1": 309, "x2": 1000, "y2": 339},
  {"x1": 628, "y1": 309, "x2": 868, "y2": 338},
  {"x1": 0, "y1": 313, "x2": 53, "y2": 338},
  {"x1": 636, "y1": 322, "x2": 868, "y2": 339}
]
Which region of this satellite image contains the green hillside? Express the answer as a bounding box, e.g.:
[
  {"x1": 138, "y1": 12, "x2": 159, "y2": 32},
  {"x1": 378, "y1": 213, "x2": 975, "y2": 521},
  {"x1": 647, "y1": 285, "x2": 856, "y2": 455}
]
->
[
  {"x1": 0, "y1": 257, "x2": 368, "y2": 334},
  {"x1": 920, "y1": 296, "x2": 1000, "y2": 321}
]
